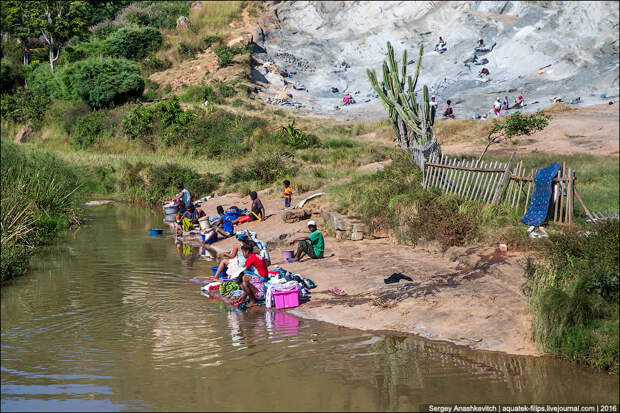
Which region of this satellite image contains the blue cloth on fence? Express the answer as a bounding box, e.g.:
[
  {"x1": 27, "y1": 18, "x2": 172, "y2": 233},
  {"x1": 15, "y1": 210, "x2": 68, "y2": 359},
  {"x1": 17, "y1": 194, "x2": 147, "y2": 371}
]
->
[{"x1": 520, "y1": 163, "x2": 562, "y2": 227}]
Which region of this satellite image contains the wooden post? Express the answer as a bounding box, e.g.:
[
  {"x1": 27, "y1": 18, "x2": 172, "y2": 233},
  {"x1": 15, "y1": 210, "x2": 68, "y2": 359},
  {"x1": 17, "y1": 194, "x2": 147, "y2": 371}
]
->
[
  {"x1": 524, "y1": 169, "x2": 534, "y2": 215},
  {"x1": 566, "y1": 168, "x2": 574, "y2": 225},
  {"x1": 558, "y1": 163, "x2": 566, "y2": 223},
  {"x1": 492, "y1": 152, "x2": 515, "y2": 204},
  {"x1": 574, "y1": 187, "x2": 594, "y2": 221},
  {"x1": 553, "y1": 170, "x2": 561, "y2": 222}
]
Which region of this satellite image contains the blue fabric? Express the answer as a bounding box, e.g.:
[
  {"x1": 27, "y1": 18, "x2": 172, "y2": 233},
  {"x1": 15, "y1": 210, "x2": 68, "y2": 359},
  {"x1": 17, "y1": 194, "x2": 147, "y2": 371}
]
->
[
  {"x1": 520, "y1": 163, "x2": 562, "y2": 227},
  {"x1": 221, "y1": 215, "x2": 234, "y2": 234}
]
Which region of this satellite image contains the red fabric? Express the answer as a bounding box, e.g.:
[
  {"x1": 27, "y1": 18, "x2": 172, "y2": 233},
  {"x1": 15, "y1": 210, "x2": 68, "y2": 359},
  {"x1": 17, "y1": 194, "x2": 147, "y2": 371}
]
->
[
  {"x1": 236, "y1": 215, "x2": 252, "y2": 223},
  {"x1": 244, "y1": 253, "x2": 268, "y2": 278}
]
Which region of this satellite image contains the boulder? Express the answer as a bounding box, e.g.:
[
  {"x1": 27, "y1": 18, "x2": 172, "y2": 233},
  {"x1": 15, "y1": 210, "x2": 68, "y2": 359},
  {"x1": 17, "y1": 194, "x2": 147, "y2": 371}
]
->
[
  {"x1": 14, "y1": 125, "x2": 33, "y2": 143},
  {"x1": 176, "y1": 16, "x2": 191, "y2": 31},
  {"x1": 282, "y1": 208, "x2": 311, "y2": 223}
]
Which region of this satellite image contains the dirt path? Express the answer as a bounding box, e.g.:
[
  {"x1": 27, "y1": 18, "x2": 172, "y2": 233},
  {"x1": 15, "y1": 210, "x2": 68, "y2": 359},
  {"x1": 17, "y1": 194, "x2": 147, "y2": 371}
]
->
[
  {"x1": 188, "y1": 186, "x2": 538, "y2": 356},
  {"x1": 442, "y1": 104, "x2": 619, "y2": 157}
]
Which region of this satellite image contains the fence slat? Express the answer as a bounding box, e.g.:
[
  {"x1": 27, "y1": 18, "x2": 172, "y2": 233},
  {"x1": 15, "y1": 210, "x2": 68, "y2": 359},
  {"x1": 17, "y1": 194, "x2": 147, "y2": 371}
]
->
[
  {"x1": 558, "y1": 163, "x2": 566, "y2": 223},
  {"x1": 485, "y1": 162, "x2": 503, "y2": 203},
  {"x1": 457, "y1": 160, "x2": 473, "y2": 197},
  {"x1": 430, "y1": 153, "x2": 445, "y2": 188},
  {"x1": 510, "y1": 161, "x2": 522, "y2": 208},
  {"x1": 455, "y1": 159, "x2": 469, "y2": 195},
  {"x1": 448, "y1": 158, "x2": 462, "y2": 194},
  {"x1": 492, "y1": 152, "x2": 516, "y2": 204},
  {"x1": 468, "y1": 167, "x2": 483, "y2": 201},
  {"x1": 473, "y1": 160, "x2": 491, "y2": 201},
  {"x1": 515, "y1": 163, "x2": 524, "y2": 210},
  {"x1": 479, "y1": 161, "x2": 496, "y2": 203},
  {"x1": 524, "y1": 169, "x2": 534, "y2": 215},
  {"x1": 462, "y1": 159, "x2": 480, "y2": 199},
  {"x1": 481, "y1": 161, "x2": 498, "y2": 203},
  {"x1": 566, "y1": 168, "x2": 574, "y2": 225},
  {"x1": 553, "y1": 170, "x2": 561, "y2": 222},
  {"x1": 441, "y1": 156, "x2": 455, "y2": 193}
]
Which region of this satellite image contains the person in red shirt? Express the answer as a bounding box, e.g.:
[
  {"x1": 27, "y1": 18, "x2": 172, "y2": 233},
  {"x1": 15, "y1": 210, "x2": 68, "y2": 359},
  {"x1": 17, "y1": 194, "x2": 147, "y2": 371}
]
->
[{"x1": 237, "y1": 244, "x2": 269, "y2": 307}]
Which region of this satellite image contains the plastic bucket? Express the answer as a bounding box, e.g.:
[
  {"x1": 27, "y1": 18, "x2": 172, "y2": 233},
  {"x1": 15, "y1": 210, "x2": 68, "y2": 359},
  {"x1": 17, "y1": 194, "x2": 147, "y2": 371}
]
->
[
  {"x1": 282, "y1": 250, "x2": 294, "y2": 260},
  {"x1": 211, "y1": 266, "x2": 227, "y2": 278},
  {"x1": 163, "y1": 205, "x2": 178, "y2": 215},
  {"x1": 199, "y1": 216, "x2": 211, "y2": 230},
  {"x1": 149, "y1": 228, "x2": 163, "y2": 236},
  {"x1": 164, "y1": 214, "x2": 177, "y2": 223}
]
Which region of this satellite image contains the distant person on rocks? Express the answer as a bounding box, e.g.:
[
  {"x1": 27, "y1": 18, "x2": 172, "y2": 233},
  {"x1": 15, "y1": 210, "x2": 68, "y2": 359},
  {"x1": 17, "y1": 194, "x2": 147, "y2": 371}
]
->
[
  {"x1": 478, "y1": 67, "x2": 490, "y2": 77},
  {"x1": 510, "y1": 95, "x2": 526, "y2": 109},
  {"x1": 442, "y1": 100, "x2": 455, "y2": 119},
  {"x1": 493, "y1": 97, "x2": 502, "y2": 117},
  {"x1": 172, "y1": 183, "x2": 191, "y2": 208},
  {"x1": 430, "y1": 95, "x2": 438, "y2": 118},
  {"x1": 343, "y1": 93, "x2": 355, "y2": 105},
  {"x1": 290, "y1": 220, "x2": 324, "y2": 261},
  {"x1": 434, "y1": 36, "x2": 447, "y2": 53},
  {"x1": 502, "y1": 96, "x2": 510, "y2": 110},
  {"x1": 475, "y1": 38, "x2": 496, "y2": 52}
]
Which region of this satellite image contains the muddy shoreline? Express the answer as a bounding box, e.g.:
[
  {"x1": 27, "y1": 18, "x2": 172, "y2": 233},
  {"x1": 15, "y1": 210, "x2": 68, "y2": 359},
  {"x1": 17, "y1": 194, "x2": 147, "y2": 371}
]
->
[{"x1": 186, "y1": 189, "x2": 540, "y2": 357}]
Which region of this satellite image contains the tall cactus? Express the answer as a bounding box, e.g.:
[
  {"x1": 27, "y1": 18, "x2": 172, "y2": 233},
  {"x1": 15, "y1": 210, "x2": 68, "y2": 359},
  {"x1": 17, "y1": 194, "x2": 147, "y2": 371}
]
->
[{"x1": 367, "y1": 42, "x2": 438, "y2": 167}]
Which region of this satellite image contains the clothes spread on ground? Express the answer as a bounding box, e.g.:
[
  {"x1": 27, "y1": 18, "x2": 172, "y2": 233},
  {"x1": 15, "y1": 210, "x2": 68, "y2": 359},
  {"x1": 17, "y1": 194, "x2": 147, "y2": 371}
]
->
[
  {"x1": 226, "y1": 257, "x2": 246, "y2": 279},
  {"x1": 248, "y1": 274, "x2": 267, "y2": 300},
  {"x1": 244, "y1": 253, "x2": 268, "y2": 278},
  {"x1": 219, "y1": 281, "x2": 240, "y2": 297},
  {"x1": 521, "y1": 163, "x2": 563, "y2": 227},
  {"x1": 384, "y1": 272, "x2": 413, "y2": 284},
  {"x1": 308, "y1": 230, "x2": 324, "y2": 258}
]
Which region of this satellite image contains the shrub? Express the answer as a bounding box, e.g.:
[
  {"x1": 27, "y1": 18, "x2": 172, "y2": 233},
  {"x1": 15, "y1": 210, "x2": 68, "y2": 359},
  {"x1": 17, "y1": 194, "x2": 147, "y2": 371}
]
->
[
  {"x1": 187, "y1": 111, "x2": 264, "y2": 157},
  {"x1": 0, "y1": 88, "x2": 51, "y2": 125},
  {"x1": 63, "y1": 39, "x2": 108, "y2": 63},
  {"x1": 214, "y1": 43, "x2": 250, "y2": 67},
  {"x1": 24, "y1": 64, "x2": 62, "y2": 100},
  {"x1": 1, "y1": 60, "x2": 24, "y2": 93},
  {"x1": 122, "y1": 104, "x2": 155, "y2": 141},
  {"x1": 227, "y1": 152, "x2": 297, "y2": 184},
  {"x1": 141, "y1": 53, "x2": 172, "y2": 74},
  {"x1": 59, "y1": 57, "x2": 144, "y2": 108},
  {"x1": 215, "y1": 81, "x2": 236, "y2": 98},
  {"x1": 44, "y1": 100, "x2": 90, "y2": 134},
  {"x1": 118, "y1": 160, "x2": 220, "y2": 203},
  {"x1": 177, "y1": 42, "x2": 199, "y2": 59},
  {"x1": 203, "y1": 35, "x2": 222, "y2": 49},
  {"x1": 106, "y1": 27, "x2": 163, "y2": 60},
  {"x1": 71, "y1": 110, "x2": 113, "y2": 149},
  {"x1": 117, "y1": 2, "x2": 192, "y2": 29},
  {"x1": 278, "y1": 120, "x2": 321, "y2": 149},
  {"x1": 321, "y1": 138, "x2": 358, "y2": 149}
]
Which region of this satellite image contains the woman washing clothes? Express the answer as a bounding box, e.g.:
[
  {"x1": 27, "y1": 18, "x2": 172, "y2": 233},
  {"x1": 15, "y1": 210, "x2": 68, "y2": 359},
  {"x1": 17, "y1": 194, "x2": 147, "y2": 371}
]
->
[
  {"x1": 212, "y1": 233, "x2": 256, "y2": 279},
  {"x1": 236, "y1": 244, "x2": 269, "y2": 308}
]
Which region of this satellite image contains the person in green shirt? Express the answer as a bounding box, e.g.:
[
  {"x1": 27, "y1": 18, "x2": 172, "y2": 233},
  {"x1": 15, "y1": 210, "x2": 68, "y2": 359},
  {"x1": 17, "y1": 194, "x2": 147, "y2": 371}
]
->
[{"x1": 290, "y1": 220, "x2": 324, "y2": 261}]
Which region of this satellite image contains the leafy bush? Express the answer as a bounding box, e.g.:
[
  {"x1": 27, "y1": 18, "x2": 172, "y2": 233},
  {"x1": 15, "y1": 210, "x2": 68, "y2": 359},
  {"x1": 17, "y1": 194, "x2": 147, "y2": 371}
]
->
[
  {"x1": 214, "y1": 43, "x2": 250, "y2": 67},
  {"x1": 227, "y1": 152, "x2": 297, "y2": 185},
  {"x1": 481, "y1": 112, "x2": 549, "y2": 159},
  {"x1": 106, "y1": 27, "x2": 163, "y2": 60},
  {"x1": 187, "y1": 111, "x2": 264, "y2": 157},
  {"x1": 1, "y1": 88, "x2": 51, "y2": 125},
  {"x1": 215, "y1": 82, "x2": 236, "y2": 98},
  {"x1": 122, "y1": 104, "x2": 155, "y2": 141},
  {"x1": 72, "y1": 110, "x2": 113, "y2": 149},
  {"x1": 117, "y1": 2, "x2": 192, "y2": 29},
  {"x1": 1, "y1": 60, "x2": 24, "y2": 93},
  {"x1": 59, "y1": 57, "x2": 144, "y2": 108},
  {"x1": 278, "y1": 121, "x2": 321, "y2": 149},
  {"x1": 322, "y1": 138, "x2": 358, "y2": 149},
  {"x1": 203, "y1": 35, "x2": 222, "y2": 49},
  {"x1": 63, "y1": 39, "x2": 108, "y2": 63},
  {"x1": 44, "y1": 100, "x2": 90, "y2": 134},
  {"x1": 141, "y1": 53, "x2": 172, "y2": 74},
  {"x1": 118, "y1": 160, "x2": 220, "y2": 204},
  {"x1": 177, "y1": 42, "x2": 199, "y2": 59},
  {"x1": 24, "y1": 64, "x2": 62, "y2": 100}
]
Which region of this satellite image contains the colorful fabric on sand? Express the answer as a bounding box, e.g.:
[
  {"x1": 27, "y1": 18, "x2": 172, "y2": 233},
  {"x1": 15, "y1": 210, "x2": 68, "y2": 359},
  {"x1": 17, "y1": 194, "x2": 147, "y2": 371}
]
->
[
  {"x1": 219, "y1": 281, "x2": 240, "y2": 297},
  {"x1": 520, "y1": 163, "x2": 562, "y2": 227},
  {"x1": 249, "y1": 274, "x2": 267, "y2": 300}
]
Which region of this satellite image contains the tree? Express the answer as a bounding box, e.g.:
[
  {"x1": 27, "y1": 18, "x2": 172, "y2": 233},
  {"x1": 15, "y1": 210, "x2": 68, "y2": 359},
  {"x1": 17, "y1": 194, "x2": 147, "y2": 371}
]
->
[
  {"x1": 479, "y1": 112, "x2": 550, "y2": 160},
  {"x1": 35, "y1": 1, "x2": 90, "y2": 71},
  {"x1": 1, "y1": 1, "x2": 41, "y2": 65}
]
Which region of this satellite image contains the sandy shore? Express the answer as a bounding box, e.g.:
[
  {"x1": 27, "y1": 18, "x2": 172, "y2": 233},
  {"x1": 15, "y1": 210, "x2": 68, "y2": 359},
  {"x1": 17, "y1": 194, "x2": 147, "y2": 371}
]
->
[{"x1": 189, "y1": 189, "x2": 539, "y2": 356}]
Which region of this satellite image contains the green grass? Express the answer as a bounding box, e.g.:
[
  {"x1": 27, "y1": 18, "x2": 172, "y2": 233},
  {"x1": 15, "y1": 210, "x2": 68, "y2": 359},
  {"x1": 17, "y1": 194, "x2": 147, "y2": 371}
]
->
[
  {"x1": 525, "y1": 222, "x2": 619, "y2": 372},
  {"x1": 1, "y1": 142, "x2": 81, "y2": 282}
]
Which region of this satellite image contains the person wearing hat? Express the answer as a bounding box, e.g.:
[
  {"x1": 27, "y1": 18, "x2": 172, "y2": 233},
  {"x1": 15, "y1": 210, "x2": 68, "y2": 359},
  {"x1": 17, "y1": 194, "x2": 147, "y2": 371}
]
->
[
  {"x1": 172, "y1": 183, "x2": 191, "y2": 208},
  {"x1": 289, "y1": 220, "x2": 324, "y2": 261},
  {"x1": 511, "y1": 95, "x2": 525, "y2": 109},
  {"x1": 429, "y1": 95, "x2": 438, "y2": 119}
]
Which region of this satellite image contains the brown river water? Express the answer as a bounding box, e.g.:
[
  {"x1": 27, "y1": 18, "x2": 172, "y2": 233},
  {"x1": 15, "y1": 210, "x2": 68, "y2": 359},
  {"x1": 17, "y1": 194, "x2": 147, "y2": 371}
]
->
[{"x1": 1, "y1": 204, "x2": 618, "y2": 411}]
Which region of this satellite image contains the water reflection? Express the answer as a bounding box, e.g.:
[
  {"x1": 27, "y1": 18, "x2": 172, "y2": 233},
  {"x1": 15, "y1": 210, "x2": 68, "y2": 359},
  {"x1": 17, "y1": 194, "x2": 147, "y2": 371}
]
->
[{"x1": 1, "y1": 204, "x2": 617, "y2": 412}]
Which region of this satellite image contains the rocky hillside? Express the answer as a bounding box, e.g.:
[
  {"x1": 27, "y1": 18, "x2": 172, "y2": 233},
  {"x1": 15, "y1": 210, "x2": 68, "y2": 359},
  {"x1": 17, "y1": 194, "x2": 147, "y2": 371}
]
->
[{"x1": 250, "y1": 1, "x2": 619, "y2": 120}]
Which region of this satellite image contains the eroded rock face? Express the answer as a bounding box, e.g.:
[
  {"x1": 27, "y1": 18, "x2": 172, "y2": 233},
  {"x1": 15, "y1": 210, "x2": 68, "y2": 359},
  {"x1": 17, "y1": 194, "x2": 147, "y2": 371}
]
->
[
  {"x1": 254, "y1": 1, "x2": 619, "y2": 119},
  {"x1": 14, "y1": 125, "x2": 33, "y2": 143},
  {"x1": 176, "y1": 16, "x2": 191, "y2": 31}
]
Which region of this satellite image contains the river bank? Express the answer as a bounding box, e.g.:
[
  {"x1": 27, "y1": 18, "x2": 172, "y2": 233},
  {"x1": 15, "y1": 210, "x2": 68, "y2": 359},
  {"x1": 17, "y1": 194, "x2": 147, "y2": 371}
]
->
[{"x1": 191, "y1": 188, "x2": 539, "y2": 356}]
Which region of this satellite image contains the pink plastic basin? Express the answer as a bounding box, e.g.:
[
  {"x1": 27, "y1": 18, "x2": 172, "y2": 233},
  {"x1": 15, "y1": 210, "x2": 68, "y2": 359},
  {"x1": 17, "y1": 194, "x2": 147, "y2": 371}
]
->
[
  {"x1": 273, "y1": 286, "x2": 299, "y2": 309},
  {"x1": 281, "y1": 250, "x2": 294, "y2": 260}
]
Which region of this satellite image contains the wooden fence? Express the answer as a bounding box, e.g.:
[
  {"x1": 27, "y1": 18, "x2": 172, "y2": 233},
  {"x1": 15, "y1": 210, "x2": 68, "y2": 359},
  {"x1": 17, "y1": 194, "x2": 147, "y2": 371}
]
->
[{"x1": 423, "y1": 153, "x2": 582, "y2": 225}]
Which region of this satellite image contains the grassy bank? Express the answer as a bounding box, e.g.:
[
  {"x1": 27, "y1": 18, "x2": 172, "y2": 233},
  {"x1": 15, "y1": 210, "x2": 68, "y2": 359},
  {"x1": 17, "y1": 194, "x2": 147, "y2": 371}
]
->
[
  {"x1": 1, "y1": 142, "x2": 81, "y2": 282},
  {"x1": 524, "y1": 222, "x2": 619, "y2": 372}
]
